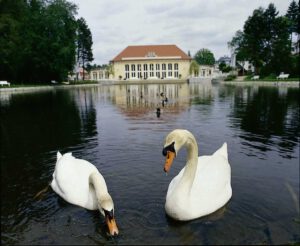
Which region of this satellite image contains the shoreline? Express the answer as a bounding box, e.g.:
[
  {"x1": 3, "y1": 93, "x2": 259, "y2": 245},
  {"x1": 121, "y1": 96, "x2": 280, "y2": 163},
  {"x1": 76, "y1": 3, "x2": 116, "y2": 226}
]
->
[
  {"x1": 222, "y1": 80, "x2": 299, "y2": 87},
  {"x1": 0, "y1": 79, "x2": 299, "y2": 93},
  {"x1": 0, "y1": 79, "x2": 188, "y2": 93}
]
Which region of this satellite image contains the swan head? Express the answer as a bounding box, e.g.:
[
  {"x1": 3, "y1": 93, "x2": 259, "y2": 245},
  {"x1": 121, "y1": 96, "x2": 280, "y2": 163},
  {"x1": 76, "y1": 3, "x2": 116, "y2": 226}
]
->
[
  {"x1": 162, "y1": 129, "x2": 190, "y2": 172},
  {"x1": 99, "y1": 194, "x2": 119, "y2": 236}
]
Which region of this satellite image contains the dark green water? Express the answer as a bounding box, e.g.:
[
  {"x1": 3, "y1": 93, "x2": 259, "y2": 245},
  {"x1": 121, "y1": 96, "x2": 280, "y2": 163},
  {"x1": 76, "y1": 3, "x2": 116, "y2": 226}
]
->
[{"x1": 1, "y1": 82, "x2": 299, "y2": 245}]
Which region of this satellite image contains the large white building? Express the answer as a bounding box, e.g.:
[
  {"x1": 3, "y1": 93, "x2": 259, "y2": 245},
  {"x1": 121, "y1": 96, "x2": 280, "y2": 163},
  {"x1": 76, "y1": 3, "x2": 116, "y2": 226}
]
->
[{"x1": 110, "y1": 44, "x2": 192, "y2": 81}]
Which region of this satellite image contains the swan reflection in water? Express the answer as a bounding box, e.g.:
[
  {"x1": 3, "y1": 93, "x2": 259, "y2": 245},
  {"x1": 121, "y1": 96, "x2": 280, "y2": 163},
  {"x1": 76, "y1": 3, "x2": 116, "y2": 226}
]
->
[{"x1": 165, "y1": 205, "x2": 228, "y2": 244}]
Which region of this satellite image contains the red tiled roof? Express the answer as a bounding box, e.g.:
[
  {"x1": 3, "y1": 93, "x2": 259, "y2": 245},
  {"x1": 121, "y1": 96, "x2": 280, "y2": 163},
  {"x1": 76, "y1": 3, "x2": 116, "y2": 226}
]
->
[{"x1": 111, "y1": 45, "x2": 191, "y2": 62}]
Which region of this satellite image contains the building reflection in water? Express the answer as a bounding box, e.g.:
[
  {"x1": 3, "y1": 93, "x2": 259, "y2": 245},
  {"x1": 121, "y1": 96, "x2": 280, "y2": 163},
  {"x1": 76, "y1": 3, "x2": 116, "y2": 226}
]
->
[
  {"x1": 103, "y1": 83, "x2": 193, "y2": 119},
  {"x1": 112, "y1": 82, "x2": 213, "y2": 118}
]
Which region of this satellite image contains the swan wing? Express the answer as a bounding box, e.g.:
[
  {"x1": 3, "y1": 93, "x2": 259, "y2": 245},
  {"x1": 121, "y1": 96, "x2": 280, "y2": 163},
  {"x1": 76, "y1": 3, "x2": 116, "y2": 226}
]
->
[
  {"x1": 51, "y1": 153, "x2": 98, "y2": 209},
  {"x1": 191, "y1": 144, "x2": 232, "y2": 214}
]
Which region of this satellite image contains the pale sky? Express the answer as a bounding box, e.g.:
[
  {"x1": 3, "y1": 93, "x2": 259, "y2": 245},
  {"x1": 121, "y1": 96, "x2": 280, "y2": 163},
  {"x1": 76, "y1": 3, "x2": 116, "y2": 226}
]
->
[{"x1": 70, "y1": 0, "x2": 291, "y2": 65}]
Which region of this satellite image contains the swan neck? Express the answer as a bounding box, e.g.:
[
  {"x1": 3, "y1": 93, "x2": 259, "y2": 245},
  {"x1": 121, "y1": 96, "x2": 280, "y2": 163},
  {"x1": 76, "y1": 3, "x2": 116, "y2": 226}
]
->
[
  {"x1": 89, "y1": 171, "x2": 108, "y2": 201},
  {"x1": 181, "y1": 135, "x2": 198, "y2": 192}
]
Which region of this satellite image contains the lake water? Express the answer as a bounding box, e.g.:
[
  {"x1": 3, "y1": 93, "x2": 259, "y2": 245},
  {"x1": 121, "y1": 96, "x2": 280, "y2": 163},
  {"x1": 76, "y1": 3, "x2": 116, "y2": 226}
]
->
[{"x1": 1, "y1": 82, "x2": 299, "y2": 245}]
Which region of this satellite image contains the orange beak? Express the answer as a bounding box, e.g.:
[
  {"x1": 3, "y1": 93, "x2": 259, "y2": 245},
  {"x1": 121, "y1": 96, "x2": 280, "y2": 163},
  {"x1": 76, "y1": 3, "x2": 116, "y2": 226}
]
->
[
  {"x1": 106, "y1": 216, "x2": 119, "y2": 236},
  {"x1": 164, "y1": 151, "x2": 175, "y2": 172}
]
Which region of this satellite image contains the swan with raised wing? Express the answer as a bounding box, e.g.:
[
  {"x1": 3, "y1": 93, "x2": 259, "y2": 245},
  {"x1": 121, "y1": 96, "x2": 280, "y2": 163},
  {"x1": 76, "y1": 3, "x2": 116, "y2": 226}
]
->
[
  {"x1": 162, "y1": 129, "x2": 232, "y2": 221},
  {"x1": 51, "y1": 151, "x2": 119, "y2": 236}
]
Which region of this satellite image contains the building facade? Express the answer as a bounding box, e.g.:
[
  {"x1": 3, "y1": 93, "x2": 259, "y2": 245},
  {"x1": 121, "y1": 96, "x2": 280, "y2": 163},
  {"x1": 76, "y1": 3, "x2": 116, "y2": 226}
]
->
[
  {"x1": 89, "y1": 67, "x2": 110, "y2": 80},
  {"x1": 110, "y1": 45, "x2": 192, "y2": 81}
]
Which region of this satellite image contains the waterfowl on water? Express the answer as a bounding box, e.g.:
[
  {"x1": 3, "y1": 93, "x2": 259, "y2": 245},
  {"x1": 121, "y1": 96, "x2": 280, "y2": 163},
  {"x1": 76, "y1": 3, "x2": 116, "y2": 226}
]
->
[
  {"x1": 51, "y1": 152, "x2": 119, "y2": 236},
  {"x1": 162, "y1": 129, "x2": 232, "y2": 221}
]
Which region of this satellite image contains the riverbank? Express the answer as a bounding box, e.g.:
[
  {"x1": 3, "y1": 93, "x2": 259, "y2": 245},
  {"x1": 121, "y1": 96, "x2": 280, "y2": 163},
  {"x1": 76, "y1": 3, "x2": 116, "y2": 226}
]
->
[
  {"x1": 220, "y1": 75, "x2": 299, "y2": 87},
  {"x1": 0, "y1": 78, "x2": 299, "y2": 94},
  {"x1": 0, "y1": 79, "x2": 188, "y2": 93},
  {"x1": 222, "y1": 80, "x2": 300, "y2": 87}
]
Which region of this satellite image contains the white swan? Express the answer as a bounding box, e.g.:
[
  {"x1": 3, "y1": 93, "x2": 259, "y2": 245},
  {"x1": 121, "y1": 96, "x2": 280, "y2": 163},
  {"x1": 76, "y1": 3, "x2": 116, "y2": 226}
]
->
[
  {"x1": 162, "y1": 129, "x2": 232, "y2": 221},
  {"x1": 50, "y1": 151, "x2": 119, "y2": 236}
]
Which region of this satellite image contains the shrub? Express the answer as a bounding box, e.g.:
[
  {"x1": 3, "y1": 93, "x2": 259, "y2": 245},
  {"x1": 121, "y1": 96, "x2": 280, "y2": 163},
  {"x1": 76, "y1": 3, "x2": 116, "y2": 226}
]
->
[{"x1": 224, "y1": 74, "x2": 237, "y2": 81}]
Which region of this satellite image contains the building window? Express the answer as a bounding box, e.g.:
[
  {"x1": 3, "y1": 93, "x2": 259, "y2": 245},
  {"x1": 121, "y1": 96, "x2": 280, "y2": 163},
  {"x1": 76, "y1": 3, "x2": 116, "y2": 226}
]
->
[
  {"x1": 125, "y1": 64, "x2": 129, "y2": 79},
  {"x1": 174, "y1": 63, "x2": 178, "y2": 78},
  {"x1": 131, "y1": 64, "x2": 136, "y2": 78},
  {"x1": 143, "y1": 64, "x2": 148, "y2": 79},
  {"x1": 137, "y1": 64, "x2": 142, "y2": 78},
  {"x1": 168, "y1": 63, "x2": 172, "y2": 77},
  {"x1": 150, "y1": 64, "x2": 154, "y2": 77}
]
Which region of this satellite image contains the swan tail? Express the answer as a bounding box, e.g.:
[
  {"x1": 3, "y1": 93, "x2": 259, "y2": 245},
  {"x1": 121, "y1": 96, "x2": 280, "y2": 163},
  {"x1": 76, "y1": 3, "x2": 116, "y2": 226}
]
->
[
  {"x1": 57, "y1": 151, "x2": 62, "y2": 161},
  {"x1": 214, "y1": 142, "x2": 228, "y2": 159},
  {"x1": 221, "y1": 142, "x2": 228, "y2": 159},
  {"x1": 57, "y1": 151, "x2": 74, "y2": 162}
]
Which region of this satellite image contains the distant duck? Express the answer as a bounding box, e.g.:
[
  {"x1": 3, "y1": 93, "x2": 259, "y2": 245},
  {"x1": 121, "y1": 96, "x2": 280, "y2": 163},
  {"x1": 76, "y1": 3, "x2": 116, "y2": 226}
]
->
[
  {"x1": 162, "y1": 129, "x2": 232, "y2": 221},
  {"x1": 51, "y1": 152, "x2": 119, "y2": 236},
  {"x1": 156, "y1": 107, "x2": 161, "y2": 118}
]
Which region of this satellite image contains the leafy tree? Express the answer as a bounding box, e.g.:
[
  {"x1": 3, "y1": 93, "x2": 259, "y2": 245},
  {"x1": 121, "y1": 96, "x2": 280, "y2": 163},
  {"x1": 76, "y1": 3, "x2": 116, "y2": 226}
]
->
[
  {"x1": 0, "y1": 0, "x2": 87, "y2": 84},
  {"x1": 236, "y1": 50, "x2": 248, "y2": 75},
  {"x1": 228, "y1": 30, "x2": 248, "y2": 75},
  {"x1": 285, "y1": 0, "x2": 299, "y2": 34},
  {"x1": 76, "y1": 17, "x2": 93, "y2": 80},
  {"x1": 285, "y1": 0, "x2": 300, "y2": 56},
  {"x1": 263, "y1": 15, "x2": 291, "y2": 75},
  {"x1": 242, "y1": 7, "x2": 266, "y2": 74},
  {"x1": 105, "y1": 64, "x2": 114, "y2": 78},
  {"x1": 262, "y1": 4, "x2": 279, "y2": 65},
  {"x1": 229, "y1": 3, "x2": 293, "y2": 76},
  {"x1": 0, "y1": 0, "x2": 27, "y2": 81},
  {"x1": 194, "y1": 48, "x2": 215, "y2": 65},
  {"x1": 43, "y1": 0, "x2": 78, "y2": 82},
  {"x1": 218, "y1": 62, "x2": 232, "y2": 73},
  {"x1": 189, "y1": 60, "x2": 199, "y2": 76},
  {"x1": 218, "y1": 62, "x2": 226, "y2": 72}
]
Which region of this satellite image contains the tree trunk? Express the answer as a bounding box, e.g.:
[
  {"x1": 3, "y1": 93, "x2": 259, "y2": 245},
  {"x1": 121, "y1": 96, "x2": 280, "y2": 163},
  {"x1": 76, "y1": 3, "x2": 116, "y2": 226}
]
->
[{"x1": 82, "y1": 60, "x2": 85, "y2": 81}]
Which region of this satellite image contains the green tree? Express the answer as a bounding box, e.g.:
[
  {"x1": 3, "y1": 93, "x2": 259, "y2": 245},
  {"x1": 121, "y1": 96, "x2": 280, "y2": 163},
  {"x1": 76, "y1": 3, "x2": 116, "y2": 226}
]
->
[
  {"x1": 43, "y1": 0, "x2": 78, "y2": 82},
  {"x1": 228, "y1": 30, "x2": 249, "y2": 75},
  {"x1": 194, "y1": 48, "x2": 215, "y2": 65},
  {"x1": 106, "y1": 64, "x2": 114, "y2": 78},
  {"x1": 286, "y1": 0, "x2": 299, "y2": 34},
  {"x1": 76, "y1": 17, "x2": 93, "y2": 80},
  {"x1": 0, "y1": 0, "x2": 27, "y2": 81},
  {"x1": 229, "y1": 3, "x2": 293, "y2": 76},
  {"x1": 218, "y1": 62, "x2": 232, "y2": 73},
  {"x1": 0, "y1": 0, "x2": 80, "y2": 83},
  {"x1": 242, "y1": 7, "x2": 266, "y2": 74},
  {"x1": 285, "y1": 0, "x2": 300, "y2": 56},
  {"x1": 189, "y1": 60, "x2": 199, "y2": 76}
]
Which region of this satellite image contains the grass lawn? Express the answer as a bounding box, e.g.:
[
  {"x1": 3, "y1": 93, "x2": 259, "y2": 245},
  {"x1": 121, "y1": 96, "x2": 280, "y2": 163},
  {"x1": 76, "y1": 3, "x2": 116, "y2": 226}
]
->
[{"x1": 0, "y1": 80, "x2": 99, "y2": 88}]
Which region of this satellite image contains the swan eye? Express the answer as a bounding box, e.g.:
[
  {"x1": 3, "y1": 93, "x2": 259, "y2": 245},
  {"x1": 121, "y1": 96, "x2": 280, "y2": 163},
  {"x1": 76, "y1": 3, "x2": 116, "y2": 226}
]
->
[
  {"x1": 162, "y1": 142, "x2": 175, "y2": 156},
  {"x1": 104, "y1": 209, "x2": 114, "y2": 219}
]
